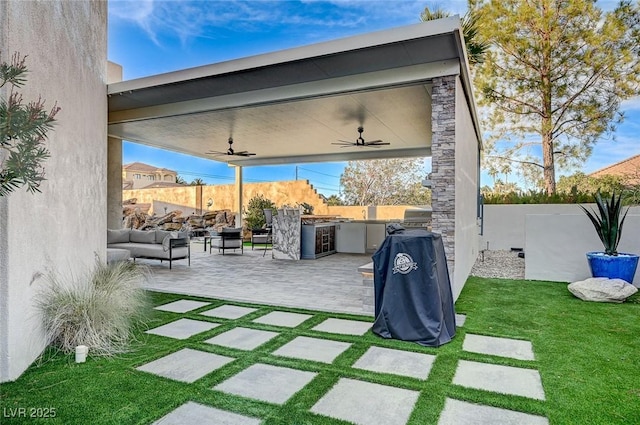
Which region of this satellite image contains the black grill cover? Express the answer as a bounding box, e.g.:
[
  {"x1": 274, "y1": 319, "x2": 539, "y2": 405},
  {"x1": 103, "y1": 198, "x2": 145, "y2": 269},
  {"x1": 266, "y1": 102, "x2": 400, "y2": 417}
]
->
[{"x1": 372, "y1": 229, "x2": 456, "y2": 347}]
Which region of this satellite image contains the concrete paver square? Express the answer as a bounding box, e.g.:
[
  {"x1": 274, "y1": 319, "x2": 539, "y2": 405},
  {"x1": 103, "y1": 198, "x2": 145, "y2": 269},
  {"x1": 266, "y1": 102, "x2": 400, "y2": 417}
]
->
[
  {"x1": 453, "y1": 360, "x2": 545, "y2": 400},
  {"x1": 204, "y1": 327, "x2": 279, "y2": 350},
  {"x1": 463, "y1": 334, "x2": 535, "y2": 361},
  {"x1": 352, "y1": 346, "x2": 436, "y2": 380},
  {"x1": 137, "y1": 348, "x2": 234, "y2": 383},
  {"x1": 455, "y1": 314, "x2": 466, "y2": 327},
  {"x1": 154, "y1": 300, "x2": 210, "y2": 313},
  {"x1": 214, "y1": 363, "x2": 317, "y2": 404},
  {"x1": 311, "y1": 378, "x2": 419, "y2": 425},
  {"x1": 252, "y1": 311, "x2": 313, "y2": 327},
  {"x1": 201, "y1": 305, "x2": 258, "y2": 319},
  {"x1": 272, "y1": 336, "x2": 351, "y2": 363},
  {"x1": 438, "y1": 398, "x2": 549, "y2": 425},
  {"x1": 311, "y1": 318, "x2": 371, "y2": 336},
  {"x1": 145, "y1": 318, "x2": 220, "y2": 340},
  {"x1": 153, "y1": 401, "x2": 261, "y2": 425}
]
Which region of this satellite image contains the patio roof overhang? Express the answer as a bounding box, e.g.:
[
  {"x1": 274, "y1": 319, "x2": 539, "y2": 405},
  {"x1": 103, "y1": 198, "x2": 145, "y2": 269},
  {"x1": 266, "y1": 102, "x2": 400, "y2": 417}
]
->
[{"x1": 107, "y1": 17, "x2": 481, "y2": 167}]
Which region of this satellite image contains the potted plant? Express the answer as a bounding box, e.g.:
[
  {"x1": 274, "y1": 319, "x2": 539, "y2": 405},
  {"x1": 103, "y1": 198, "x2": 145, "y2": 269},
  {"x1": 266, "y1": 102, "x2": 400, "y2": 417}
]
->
[{"x1": 580, "y1": 191, "x2": 639, "y2": 283}]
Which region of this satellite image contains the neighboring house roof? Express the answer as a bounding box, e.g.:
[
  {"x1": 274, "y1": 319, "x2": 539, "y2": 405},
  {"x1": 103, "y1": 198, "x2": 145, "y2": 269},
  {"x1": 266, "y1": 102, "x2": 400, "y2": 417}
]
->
[
  {"x1": 590, "y1": 154, "x2": 640, "y2": 184},
  {"x1": 141, "y1": 182, "x2": 186, "y2": 189},
  {"x1": 123, "y1": 162, "x2": 176, "y2": 174}
]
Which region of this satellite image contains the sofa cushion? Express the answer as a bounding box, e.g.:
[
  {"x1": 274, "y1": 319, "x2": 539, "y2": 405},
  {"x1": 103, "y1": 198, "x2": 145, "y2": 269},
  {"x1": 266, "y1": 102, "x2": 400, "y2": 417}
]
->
[
  {"x1": 162, "y1": 232, "x2": 179, "y2": 251},
  {"x1": 130, "y1": 229, "x2": 156, "y2": 244},
  {"x1": 107, "y1": 229, "x2": 130, "y2": 244}
]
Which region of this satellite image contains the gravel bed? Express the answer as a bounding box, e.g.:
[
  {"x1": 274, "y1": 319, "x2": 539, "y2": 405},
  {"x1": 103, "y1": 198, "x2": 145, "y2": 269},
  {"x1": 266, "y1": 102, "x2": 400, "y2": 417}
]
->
[{"x1": 470, "y1": 250, "x2": 525, "y2": 280}]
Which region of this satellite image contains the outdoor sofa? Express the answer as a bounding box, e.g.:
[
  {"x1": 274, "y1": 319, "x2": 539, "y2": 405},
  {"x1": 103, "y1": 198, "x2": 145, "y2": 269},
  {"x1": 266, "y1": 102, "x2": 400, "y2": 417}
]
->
[{"x1": 107, "y1": 228, "x2": 190, "y2": 269}]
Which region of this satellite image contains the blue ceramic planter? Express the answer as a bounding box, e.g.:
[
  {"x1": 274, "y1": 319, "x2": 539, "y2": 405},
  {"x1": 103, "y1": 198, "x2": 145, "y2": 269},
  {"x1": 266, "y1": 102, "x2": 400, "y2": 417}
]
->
[{"x1": 586, "y1": 252, "x2": 639, "y2": 284}]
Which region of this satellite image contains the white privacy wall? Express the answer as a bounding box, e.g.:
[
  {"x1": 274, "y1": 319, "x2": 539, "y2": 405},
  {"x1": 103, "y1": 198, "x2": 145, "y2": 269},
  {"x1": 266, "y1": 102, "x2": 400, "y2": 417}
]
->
[
  {"x1": 525, "y1": 214, "x2": 640, "y2": 287},
  {"x1": 481, "y1": 205, "x2": 640, "y2": 286},
  {"x1": 0, "y1": 1, "x2": 107, "y2": 381},
  {"x1": 453, "y1": 77, "x2": 480, "y2": 299}
]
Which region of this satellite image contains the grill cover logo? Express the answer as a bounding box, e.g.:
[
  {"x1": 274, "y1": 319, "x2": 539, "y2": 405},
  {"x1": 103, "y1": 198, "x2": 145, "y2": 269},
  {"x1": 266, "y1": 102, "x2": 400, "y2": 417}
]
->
[{"x1": 392, "y1": 252, "x2": 418, "y2": 274}]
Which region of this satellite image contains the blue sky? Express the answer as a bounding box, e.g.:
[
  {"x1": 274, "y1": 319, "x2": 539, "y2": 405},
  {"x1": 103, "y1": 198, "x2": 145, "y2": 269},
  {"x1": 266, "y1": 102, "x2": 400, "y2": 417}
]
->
[{"x1": 108, "y1": 0, "x2": 639, "y2": 195}]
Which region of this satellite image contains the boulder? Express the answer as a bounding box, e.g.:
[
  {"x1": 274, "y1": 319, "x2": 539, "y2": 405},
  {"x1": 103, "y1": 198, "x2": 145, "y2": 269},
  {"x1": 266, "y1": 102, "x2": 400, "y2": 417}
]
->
[{"x1": 568, "y1": 277, "x2": 638, "y2": 303}]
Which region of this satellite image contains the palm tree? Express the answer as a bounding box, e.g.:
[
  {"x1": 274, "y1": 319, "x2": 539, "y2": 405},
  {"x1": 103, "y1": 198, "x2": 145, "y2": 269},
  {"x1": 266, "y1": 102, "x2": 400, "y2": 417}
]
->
[
  {"x1": 175, "y1": 175, "x2": 187, "y2": 185},
  {"x1": 420, "y1": 6, "x2": 488, "y2": 66},
  {"x1": 190, "y1": 178, "x2": 205, "y2": 186}
]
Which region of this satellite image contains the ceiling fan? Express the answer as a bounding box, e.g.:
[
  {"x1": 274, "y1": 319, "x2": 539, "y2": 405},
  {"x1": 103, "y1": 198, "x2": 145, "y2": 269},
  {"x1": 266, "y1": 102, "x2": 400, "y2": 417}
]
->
[
  {"x1": 206, "y1": 137, "x2": 256, "y2": 157},
  {"x1": 332, "y1": 126, "x2": 390, "y2": 148}
]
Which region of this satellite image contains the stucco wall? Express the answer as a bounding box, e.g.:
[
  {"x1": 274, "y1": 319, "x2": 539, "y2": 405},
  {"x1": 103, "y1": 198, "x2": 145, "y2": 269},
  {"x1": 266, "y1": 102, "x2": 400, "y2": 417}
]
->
[
  {"x1": 123, "y1": 180, "x2": 330, "y2": 219},
  {"x1": 453, "y1": 77, "x2": 479, "y2": 299},
  {"x1": 0, "y1": 1, "x2": 107, "y2": 382},
  {"x1": 525, "y1": 214, "x2": 640, "y2": 287},
  {"x1": 122, "y1": 180, "x2": 425, "y2": 224},
  {"x1": 326, "y1": 205, "x2": 421, "y2": 221},
  {"x1": 482, "y1": 204, "x2": 603, "y2": 250}
]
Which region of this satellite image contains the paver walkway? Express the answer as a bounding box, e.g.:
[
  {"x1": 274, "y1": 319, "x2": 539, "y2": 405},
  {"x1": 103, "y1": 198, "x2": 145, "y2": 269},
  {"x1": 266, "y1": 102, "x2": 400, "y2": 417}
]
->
[{"x1": 143, "y1": 299, "x2": 549, "y2": 425}]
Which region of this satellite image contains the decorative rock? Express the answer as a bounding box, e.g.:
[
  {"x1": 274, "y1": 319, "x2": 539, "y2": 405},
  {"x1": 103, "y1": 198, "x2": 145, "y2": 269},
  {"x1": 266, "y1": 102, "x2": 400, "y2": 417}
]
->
[{"x1": 568, "y1": 277, "x2": 637, "y2": 303}]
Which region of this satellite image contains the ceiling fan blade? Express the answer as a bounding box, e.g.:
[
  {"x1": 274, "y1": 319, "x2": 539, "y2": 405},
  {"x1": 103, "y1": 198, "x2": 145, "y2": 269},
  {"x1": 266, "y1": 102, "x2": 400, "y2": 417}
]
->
[
  {"x1": 367, "y1": 140, "x2": 390, "y2": 146},
  {"x1": 332, "y1": 141, "x2": 353, "y2": 146},
  {"x1": 235, "y1": 151, "x2": 256, "y2": 156}
]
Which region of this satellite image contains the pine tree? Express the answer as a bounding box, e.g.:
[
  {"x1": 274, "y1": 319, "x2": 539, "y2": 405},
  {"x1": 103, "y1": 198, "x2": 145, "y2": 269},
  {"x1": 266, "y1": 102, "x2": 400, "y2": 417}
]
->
[{"x1": 476, "y1": 0, "x2": 640, "y2": 194}]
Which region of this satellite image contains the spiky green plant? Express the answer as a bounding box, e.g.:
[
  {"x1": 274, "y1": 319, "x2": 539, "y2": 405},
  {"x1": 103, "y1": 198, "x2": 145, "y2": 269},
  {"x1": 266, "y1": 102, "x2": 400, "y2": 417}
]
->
[
  {"x1": 580, "y1": 191, "x2": 629, "y2": 256},
  {"x1": 0, "y1": 52, "x2": 60, "y2": 196},
  {"x1": 35, "y1": 260, "x2": 150, "y2": 356}
]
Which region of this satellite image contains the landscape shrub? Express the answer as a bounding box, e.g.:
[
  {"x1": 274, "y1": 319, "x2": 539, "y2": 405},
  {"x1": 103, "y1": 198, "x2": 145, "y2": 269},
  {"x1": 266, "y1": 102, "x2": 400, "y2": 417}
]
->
[{"x1": 35, "y1": 260, "x2": 150, "y2": 356}]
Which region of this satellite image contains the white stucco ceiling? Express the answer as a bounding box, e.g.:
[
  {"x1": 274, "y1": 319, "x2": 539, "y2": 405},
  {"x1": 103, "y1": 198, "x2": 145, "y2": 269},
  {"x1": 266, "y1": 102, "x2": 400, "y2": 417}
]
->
[{"x1": 107, "y1": 17, "x2": 479, "y2": 166}]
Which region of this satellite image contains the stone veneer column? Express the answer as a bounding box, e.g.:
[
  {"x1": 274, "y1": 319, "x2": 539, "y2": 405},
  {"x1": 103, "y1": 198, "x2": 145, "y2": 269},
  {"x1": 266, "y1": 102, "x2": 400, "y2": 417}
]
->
[{"x1": 431, "y1": 75, "x2": 456, "y2": 278}]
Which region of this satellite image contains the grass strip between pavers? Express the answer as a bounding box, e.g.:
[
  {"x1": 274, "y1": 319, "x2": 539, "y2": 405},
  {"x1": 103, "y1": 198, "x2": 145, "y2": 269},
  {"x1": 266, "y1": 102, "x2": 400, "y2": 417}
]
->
[{"x1": 1, "y1": 278, "x2": 639, "y2": 424}]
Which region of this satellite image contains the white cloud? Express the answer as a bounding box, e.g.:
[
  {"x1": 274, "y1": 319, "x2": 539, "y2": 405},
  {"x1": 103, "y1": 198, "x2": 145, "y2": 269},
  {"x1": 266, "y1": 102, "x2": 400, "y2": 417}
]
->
[
  {"x1": 621, "y1": 96, "x2": 640, "y2": 112},
  {"x1": 108, "y1": 0, "x2": 450, "y2": 46}
]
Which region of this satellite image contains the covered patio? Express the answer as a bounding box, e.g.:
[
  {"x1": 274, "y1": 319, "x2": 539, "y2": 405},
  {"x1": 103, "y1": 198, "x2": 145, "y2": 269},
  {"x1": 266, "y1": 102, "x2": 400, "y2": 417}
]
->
[{"x1": 107, "y1": 17, "x2": 482, "y2": 299}]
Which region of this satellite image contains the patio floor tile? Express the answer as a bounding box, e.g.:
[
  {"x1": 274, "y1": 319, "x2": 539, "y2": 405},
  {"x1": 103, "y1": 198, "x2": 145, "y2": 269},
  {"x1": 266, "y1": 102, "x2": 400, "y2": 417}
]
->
[
  {"x1": 311, "y1": 378, "x2": 420, "y2": 425},
  {"x1": 463, "y1": 334, "x2": 535, "y2": 361},
  {"x1": 145, "y1": 318, "x2": 220, "y2": 340},
  {"x1": 204, "y1": 327, "x2": 279, "y2": 350},
  {"x1": 137, "y1": 348, "x2": 234, "y2": 383},
  {"x1": 213, "y1": 363, "x2": 317, "y2": 404},
  {"x1": 272, "y1": 336, "x2": 351, "y2": 363},
  {"x1": 352, "y1": 346, "x2": 436, "y2": 380},
  {"x1": 437, "y1": 398, "x2": 549, "y2": 425},
  {"x1": 311, "y1": 318, "x2": 371, "y2": 336},
  {"x1": 252, "y1": 311, "x2": 313, "y2": 327},
  {"x1": 200, "y1": 305, "x2": 258, "y2": 319},
  {"x1": 455, "y1": 314, "x2": 466, "y2": 327},
  {"x1": 452, "y1": 360, "x2": 545, "y2": 400},
  {"x1": 152, "y1": 401, "x2": 261, "y2": 425},
  {"x1": 154, "y1": 299, "x2": 210, "y2": 313}
]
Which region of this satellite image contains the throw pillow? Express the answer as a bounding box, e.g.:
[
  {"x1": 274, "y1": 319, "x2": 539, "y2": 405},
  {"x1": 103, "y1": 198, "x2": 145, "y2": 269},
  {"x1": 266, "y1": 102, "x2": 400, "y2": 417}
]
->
[
  {"x1": 162, "y1": 232, "x2": 179, "y2": 251},
  {"x1": 107, "y1": 229, "x2": 130, "y2": 244}
]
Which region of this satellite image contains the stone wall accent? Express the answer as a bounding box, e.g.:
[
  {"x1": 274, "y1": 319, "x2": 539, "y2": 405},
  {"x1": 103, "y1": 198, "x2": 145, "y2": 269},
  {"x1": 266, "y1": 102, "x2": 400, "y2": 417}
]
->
[
  {"x1": 272, "y1": 208, "x2": 302, "y2": 260},
  {"x1": 431, "y1": 75, "x2": 457, "y2": 278}
]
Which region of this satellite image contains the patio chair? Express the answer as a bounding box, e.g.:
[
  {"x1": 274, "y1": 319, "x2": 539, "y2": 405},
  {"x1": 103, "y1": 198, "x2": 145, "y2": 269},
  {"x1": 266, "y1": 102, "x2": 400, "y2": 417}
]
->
[
  {"x1": 262, "y1": 208, "x2": 273, "y2": 257},
  {"x1": 210, "y1": 227, "x2": 243, "y2": 255}
]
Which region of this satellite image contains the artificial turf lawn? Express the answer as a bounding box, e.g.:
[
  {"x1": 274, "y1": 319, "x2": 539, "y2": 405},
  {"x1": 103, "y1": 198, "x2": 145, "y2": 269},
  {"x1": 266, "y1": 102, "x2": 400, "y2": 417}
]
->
[{"x1": 1, "y1": 277, "x2": 638, "y2": 424}]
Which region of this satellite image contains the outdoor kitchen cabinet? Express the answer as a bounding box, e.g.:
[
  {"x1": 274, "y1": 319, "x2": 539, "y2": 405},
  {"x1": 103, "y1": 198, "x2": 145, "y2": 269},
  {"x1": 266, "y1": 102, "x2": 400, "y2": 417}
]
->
[{"x1": 301, "y1": 223, "x2": 336, "y2": 259}]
